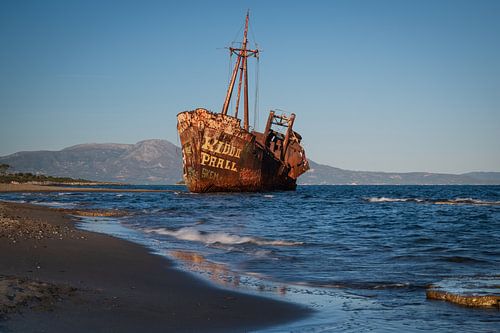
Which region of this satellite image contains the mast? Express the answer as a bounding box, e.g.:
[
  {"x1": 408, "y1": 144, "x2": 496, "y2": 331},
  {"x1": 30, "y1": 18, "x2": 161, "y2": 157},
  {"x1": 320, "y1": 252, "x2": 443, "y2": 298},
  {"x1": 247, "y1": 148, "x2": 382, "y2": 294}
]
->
[
  {"x1": 243, "y1": 36, "x2": 249, "y2": 131},
  {"x1": 221, "y1": 50, "x2": 242, "y2": 116},
  {"x1": 221, "y1": 11, "x2": 258, "y2": 131},
  {"x1": 234, "y1": 53, "x2": 244, "y2": 118}
]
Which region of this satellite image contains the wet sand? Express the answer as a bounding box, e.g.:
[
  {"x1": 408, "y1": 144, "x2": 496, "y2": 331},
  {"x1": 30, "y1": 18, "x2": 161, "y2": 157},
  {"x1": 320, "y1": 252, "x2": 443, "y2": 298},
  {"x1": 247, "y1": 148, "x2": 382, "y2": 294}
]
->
[{"x1": 0, "y1": 201, "x2": 310, "y2": 332}]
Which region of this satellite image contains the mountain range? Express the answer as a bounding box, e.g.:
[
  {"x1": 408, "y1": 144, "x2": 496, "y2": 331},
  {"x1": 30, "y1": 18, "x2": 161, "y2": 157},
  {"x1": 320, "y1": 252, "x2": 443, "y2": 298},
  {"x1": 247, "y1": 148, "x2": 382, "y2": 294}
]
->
[{"x1": 1, "y1": 139, "x2": 499, "y2": 185}]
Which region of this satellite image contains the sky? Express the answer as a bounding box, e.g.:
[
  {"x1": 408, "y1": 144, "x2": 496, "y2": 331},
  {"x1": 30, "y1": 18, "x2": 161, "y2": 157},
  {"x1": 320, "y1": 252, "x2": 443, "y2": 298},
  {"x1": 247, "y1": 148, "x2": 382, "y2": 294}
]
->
[{"x1": 1, "y1": 0, "x2": 499, "y2": 173}]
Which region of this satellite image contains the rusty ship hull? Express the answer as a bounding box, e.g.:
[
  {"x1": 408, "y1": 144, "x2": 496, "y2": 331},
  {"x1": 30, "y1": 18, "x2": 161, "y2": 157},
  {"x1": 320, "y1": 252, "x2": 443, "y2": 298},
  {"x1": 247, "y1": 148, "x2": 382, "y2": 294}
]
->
[{"x1": 177, "y1": 108, "x2": 300, "y2": 192}]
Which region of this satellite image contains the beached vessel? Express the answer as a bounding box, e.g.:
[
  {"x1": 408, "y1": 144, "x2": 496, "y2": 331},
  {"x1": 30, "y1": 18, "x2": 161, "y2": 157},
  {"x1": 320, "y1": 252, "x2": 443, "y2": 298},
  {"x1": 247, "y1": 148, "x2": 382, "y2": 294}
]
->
[{"x1": 177, "y1": 12, "x2": 309, "y2": 192}]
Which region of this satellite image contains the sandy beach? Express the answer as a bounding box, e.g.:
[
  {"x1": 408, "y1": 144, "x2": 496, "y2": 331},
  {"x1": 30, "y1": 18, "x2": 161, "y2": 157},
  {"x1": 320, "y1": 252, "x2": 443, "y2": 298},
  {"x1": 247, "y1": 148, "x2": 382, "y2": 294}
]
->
[{"x1": 0, "y1": 201, "x2": 309, "y2": 332}]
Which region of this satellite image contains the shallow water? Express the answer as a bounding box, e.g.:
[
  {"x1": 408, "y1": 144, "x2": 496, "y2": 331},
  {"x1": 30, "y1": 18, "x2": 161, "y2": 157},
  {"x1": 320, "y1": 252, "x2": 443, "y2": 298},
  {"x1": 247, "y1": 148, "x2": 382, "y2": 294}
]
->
[{"x1": 2, "y1": 185, "x2": 499, "y2": 332}]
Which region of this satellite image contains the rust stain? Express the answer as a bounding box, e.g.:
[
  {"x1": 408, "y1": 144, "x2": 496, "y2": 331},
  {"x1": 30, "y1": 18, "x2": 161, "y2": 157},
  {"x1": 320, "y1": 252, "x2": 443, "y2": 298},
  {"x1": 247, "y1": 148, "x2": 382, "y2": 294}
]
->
[{"x1": 177, "y1": 108, "x2": 308, "y2": 193}]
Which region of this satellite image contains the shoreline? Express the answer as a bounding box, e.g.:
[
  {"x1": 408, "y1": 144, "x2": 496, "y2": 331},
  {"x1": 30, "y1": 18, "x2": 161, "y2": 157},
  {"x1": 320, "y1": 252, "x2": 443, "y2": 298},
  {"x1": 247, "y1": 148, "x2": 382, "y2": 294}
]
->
[
  {"x1": 0, "y1": 183, "x2": 174, "y2": 193},
  {"x1": 0, "y1": 201, "x2": 310, "y2": 332}
]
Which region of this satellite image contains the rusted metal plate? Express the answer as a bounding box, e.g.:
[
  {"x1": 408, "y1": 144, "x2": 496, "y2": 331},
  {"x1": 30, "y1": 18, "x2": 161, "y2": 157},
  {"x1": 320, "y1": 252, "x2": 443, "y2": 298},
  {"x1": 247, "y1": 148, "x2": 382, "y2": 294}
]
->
[{"x1": 177, "y1": 108, "x2": 308, "y2": 193}]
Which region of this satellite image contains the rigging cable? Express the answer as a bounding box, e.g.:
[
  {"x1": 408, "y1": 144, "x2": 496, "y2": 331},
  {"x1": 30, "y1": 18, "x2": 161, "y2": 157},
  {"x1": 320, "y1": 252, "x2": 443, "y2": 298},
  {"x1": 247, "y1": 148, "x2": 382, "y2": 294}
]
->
[
  {"x1": 227, "y1": 21, "x2": 245, "y2": 116},
  {"x1": 252, "y1": 22, "x2": 260, "y2": 130},
  {"x1": 249, "y1": 19, "x2": 259, "y2": 130},
  {"x1": 251, "y1": 25, "x2": 260, "y2": 130},
  {"x1": 253, "y1": 53, "x2": 260, "y2": 131},
  {"x1": 228, "y1": 50, "x2": 233, "y2": 113},
  {"x1": 231, "y1": 21, "x2": 244, "y2": 47}
]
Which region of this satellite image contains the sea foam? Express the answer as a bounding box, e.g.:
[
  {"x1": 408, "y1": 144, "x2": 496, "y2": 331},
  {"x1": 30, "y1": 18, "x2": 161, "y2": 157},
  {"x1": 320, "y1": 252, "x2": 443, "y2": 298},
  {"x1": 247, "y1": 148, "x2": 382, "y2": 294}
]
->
[
  {"x1": 366, "y1": 197, "x2": 500, "y2": 205},
  {"x1": 146, "y1": 227, "x2": 302, "y2": 246},
  {"x1": 366, "y1": 197, "x2": 415, "y2": 203}
]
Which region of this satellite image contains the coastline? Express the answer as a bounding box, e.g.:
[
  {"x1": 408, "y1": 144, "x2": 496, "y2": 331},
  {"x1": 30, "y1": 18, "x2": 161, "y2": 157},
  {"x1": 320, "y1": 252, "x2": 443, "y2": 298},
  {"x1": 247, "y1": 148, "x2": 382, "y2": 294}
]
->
[
  {"x1": 0, "y1": 201, "x2": 310, "y2": 332},
  {"x1": 0, "y1": 183, "x2": 173, "y2": 193}
]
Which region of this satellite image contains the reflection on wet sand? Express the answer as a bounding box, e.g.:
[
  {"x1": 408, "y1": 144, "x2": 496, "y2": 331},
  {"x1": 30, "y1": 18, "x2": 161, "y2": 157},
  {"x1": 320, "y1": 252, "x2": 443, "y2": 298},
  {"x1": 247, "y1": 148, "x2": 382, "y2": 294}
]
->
[
  {"x1": 170, "y1": 250, "x2": 240, "y2": 287},
  {"x1": 170, "y1": 250, "x2": 288, "y2": 295}
]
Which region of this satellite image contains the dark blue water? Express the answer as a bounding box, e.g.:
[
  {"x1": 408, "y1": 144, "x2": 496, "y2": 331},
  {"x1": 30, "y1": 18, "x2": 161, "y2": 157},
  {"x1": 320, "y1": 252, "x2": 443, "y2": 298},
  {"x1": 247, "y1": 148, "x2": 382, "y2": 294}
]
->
[{"x1": 2, "y1": 185, "x2": 499, "y2": 332}]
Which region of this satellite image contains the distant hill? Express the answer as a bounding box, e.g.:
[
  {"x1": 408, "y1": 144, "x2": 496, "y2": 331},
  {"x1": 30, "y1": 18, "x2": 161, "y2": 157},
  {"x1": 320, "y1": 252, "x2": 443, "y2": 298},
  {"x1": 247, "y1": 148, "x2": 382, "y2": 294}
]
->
[
  {"x1": 0, "y1": 140, "x2": 182, "y2": 184},
  {"x1": 300, "y1": 160, "x2": 500, "y2": 185},
  {"x1": 1, "y1": 140, "x2": 499, "y2": 185}
]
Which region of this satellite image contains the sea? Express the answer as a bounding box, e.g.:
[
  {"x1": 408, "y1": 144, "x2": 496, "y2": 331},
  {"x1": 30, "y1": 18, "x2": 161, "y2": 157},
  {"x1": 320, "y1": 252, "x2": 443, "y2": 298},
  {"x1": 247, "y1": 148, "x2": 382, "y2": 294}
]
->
[{"x1": 1, "y1": 185, "x2": 499, "y2": 332}]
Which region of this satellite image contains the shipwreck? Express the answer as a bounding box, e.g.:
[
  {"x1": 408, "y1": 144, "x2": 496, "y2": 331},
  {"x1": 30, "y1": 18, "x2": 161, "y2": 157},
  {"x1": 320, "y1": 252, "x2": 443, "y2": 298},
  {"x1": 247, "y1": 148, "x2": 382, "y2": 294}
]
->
[{"x1": 177, "y1": 12, "x2": 309, "y2": 192}]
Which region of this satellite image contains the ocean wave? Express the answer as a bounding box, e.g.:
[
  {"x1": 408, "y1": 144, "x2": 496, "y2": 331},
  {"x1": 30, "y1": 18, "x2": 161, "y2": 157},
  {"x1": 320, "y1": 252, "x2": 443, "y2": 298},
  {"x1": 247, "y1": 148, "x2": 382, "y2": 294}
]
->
[
  {"x1": 146, "y1": 227, "x2": 302, "y2": 246},
  {"x1": 297, "y1": 280, "x2": 414, "y2": 290},
  {"x1": 438, "y1": 256, "x2": 489, "y2": 264},
  {"x1": 428, "y1": 275, "x2": 500, "y2": 297},
  {"x1": 366, "y1": 197, "x2": 418, "y2": 203},
  {"x1": 366, "y1": 197, "x2": 500, "y2": 206},
  {"x1": 0, "y1": 199, "x2": 27, "y2": 204},
  {"x1": 435, "y1": 198, "x2": 500, "y2": 205},
  {"x1": 31, "y1": 201, "x2": 76, "y2": 208},
  {"x1": 174, "y1": 191, "x2": 199, "y2": 196}
]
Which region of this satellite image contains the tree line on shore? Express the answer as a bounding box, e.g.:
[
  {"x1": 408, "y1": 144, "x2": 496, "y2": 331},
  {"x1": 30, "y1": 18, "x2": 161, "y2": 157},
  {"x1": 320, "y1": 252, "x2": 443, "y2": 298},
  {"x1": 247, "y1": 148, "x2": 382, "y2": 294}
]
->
[{"x1": 0, "y1": 164, "x2": 91, "y2": 184}]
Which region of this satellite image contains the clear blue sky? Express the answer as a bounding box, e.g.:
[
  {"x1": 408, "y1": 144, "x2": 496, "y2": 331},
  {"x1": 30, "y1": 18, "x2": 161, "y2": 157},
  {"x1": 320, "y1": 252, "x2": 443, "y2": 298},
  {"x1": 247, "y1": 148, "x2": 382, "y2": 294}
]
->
[{"x1": 1, "y1": 0, "x2": 499, "y2": 173}]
